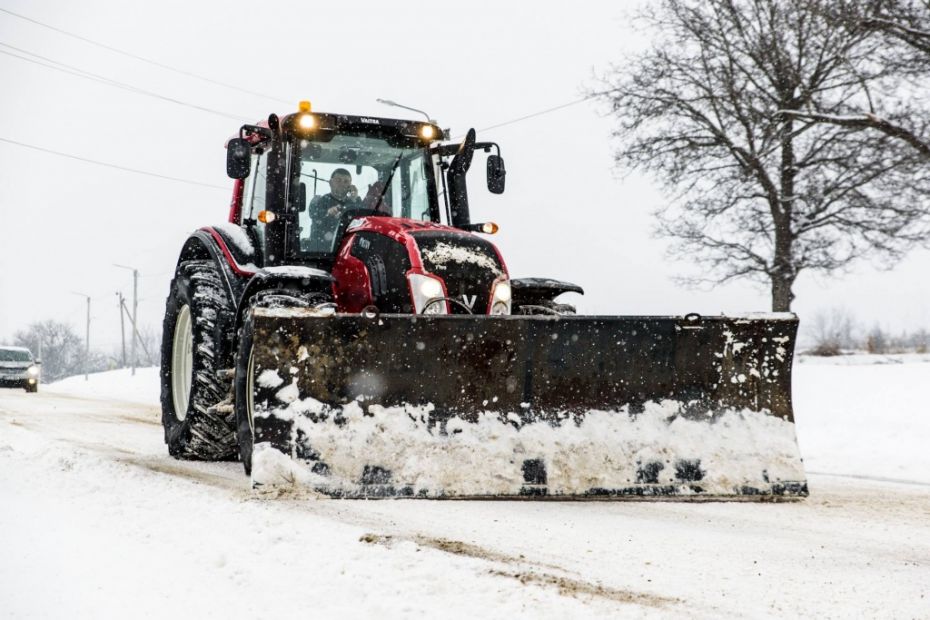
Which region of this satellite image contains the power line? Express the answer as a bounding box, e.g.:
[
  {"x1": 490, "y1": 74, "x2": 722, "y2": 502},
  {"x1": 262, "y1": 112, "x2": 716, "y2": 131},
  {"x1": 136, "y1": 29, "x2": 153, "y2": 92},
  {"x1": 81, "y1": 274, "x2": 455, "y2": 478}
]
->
[
  {"x1": 0, "y1": 6, "x2": 292, "y2": 106},
  {"x1": 0, "y1": 136, "x2": 228, "y2": 190},
  {"x1": 0, "y1": 42, "x2": 247, "y2": 121},
  {"x1": 0, "y1": 41, "x2": 112, "y2": 83},
  {"x1": 2, "y1": 27, "x2": 598, "y2": 141},
  {"x1": 476, "y1": 95, "x2": 597, "y2": 133}
]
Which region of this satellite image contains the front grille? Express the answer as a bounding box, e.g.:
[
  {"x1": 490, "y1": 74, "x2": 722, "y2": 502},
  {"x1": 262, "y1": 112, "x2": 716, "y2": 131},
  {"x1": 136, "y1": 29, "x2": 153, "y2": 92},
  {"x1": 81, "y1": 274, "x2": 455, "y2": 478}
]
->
[{"x1": 413, "y1": 231, "x2": 503, "y2": 315}]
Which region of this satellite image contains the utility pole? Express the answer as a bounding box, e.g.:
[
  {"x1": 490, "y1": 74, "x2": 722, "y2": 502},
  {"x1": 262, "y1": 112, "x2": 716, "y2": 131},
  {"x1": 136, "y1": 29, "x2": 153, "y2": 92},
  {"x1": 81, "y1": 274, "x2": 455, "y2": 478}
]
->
[
  {"x1": 116, "y1": 291, "x2": 127, "y2": 367},
  {"x1": 114, "y1": 264, "x2": 140, "y2": 375},
  {"x1": 120, "y1": 298, "x2": 155, "y2": 366},
  {"x1": 71, "y1": 292, "x2": 91, "y2": 381}
]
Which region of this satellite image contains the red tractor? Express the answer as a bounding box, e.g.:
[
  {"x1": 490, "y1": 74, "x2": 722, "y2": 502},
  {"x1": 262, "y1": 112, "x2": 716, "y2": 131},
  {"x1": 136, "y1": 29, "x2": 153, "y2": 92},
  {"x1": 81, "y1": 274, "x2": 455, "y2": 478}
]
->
[{"x1": 160, "y1": 102, "x2": 806, "y2": 499}]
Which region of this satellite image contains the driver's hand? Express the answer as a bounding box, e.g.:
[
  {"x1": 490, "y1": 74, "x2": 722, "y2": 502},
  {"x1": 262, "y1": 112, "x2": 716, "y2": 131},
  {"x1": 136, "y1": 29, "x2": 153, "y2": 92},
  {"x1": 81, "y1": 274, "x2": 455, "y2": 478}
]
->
[
  {"x1": 326, "y1": 206, "x2": 341, "y2": 217},
  {"x1": 347, "y1": 185, "x2": 358, "y2": 199},
  {"x1": 364, "y1": 181, "x2": 388, "y2": 211}
]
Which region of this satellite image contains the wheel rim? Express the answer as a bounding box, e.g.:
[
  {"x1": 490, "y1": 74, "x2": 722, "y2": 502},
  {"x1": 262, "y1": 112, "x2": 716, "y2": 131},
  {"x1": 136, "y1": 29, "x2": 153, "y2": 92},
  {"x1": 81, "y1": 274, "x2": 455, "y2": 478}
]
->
[
  {"x1": 171, "y1": 304, "x2": 193, "y2": 421},
  {"x1": 246, "y1": 345, "x2": 255, "y2": 435}
]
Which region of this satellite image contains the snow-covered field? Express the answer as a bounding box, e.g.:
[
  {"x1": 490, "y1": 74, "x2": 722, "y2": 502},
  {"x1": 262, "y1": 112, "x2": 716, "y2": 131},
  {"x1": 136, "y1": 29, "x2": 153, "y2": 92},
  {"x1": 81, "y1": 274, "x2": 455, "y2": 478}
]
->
[{"x1": 1, "y1": 356, "x2": 928, "y2": 618}]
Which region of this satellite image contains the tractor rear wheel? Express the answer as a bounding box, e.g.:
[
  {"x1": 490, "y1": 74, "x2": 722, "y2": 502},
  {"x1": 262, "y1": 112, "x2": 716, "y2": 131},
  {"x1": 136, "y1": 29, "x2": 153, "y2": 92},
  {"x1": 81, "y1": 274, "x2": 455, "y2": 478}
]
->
[{"x1": 160, "y1": 260, "x2": 237, "y2": 460}]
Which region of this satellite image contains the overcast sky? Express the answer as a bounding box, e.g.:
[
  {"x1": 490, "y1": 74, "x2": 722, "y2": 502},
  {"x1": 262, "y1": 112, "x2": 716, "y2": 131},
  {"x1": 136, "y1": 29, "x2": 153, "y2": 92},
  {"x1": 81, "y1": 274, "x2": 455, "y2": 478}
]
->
[{"x1": 1, "y1": 0, "x2": 927, "y2": 353}]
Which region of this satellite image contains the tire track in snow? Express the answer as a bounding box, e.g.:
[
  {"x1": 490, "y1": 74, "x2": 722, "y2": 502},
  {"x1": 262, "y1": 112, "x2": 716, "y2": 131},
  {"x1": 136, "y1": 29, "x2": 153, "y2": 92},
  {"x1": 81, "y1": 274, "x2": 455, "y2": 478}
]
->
[{"x1": 359, "y1": 532, "x2": 680, "y2": 609}]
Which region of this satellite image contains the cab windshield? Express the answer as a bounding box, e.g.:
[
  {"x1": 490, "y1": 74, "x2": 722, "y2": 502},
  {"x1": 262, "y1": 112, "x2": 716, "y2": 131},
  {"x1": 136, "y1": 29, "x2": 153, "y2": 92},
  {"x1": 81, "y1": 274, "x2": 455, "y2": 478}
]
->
[{"x1": 292, "y1": 133, "x2": 434, "y2": 256}]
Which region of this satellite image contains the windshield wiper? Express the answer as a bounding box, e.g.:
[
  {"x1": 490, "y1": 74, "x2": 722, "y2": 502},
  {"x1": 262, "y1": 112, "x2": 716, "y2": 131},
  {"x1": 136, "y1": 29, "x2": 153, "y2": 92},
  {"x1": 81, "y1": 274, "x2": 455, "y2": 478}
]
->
[{"x1": 370, "y1": 152, "x2": 404, "y2": 212}]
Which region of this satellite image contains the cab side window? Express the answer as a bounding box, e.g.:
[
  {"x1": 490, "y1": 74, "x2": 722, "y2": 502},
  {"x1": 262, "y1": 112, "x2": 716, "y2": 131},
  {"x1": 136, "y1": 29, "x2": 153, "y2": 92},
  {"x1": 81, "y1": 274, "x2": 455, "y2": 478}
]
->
[
  {"x1": 408, "y1": 159, "x2": 429, "y2": 220},
  {"x1": 242, "y1": 150, "x2": 268, "y2": 258}
]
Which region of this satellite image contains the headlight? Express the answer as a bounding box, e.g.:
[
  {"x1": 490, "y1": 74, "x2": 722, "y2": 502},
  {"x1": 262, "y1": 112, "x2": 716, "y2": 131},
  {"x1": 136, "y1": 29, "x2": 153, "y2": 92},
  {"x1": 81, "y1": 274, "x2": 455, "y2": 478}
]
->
[
  {"x1": 489, "y1": 279, "x2": 512, "y2": 315},
  {"x1": 407, "y1": 273, "x2": 448, "y2": 314},
  {"x1": 493, "y1": 281, "x2": 511, "y2": 303},
  {"x1": 419, "y1": 277, "x2": 443, "y2": 300},
  {"x1": 27, "y1": 365, "x2": 38, "y2": 377}
]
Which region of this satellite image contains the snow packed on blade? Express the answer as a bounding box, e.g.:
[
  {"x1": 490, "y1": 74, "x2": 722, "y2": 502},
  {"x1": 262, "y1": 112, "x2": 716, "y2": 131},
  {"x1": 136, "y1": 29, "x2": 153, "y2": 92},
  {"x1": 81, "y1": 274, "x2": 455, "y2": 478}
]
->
[{"x1": 247, "y1": 310, "x2": 806, "y2": 499}]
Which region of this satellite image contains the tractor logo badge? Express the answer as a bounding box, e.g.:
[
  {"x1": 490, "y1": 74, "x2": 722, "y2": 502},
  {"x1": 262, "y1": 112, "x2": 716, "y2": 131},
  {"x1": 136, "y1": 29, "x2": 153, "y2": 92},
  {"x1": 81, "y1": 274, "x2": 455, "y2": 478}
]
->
[{"x1": 461, "y1": 294, "x2": 477, "y2": 310}]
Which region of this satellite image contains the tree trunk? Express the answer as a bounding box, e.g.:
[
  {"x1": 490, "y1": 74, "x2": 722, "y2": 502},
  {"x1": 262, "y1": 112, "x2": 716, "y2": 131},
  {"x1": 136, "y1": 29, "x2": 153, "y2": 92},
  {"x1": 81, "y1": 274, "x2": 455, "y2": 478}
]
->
[
  {"x1": 772, "y1": 113, "x2": 797, "y2": 313},
  {"x1": 771, "y1": 274, "x2": 795, "y2": 312}
]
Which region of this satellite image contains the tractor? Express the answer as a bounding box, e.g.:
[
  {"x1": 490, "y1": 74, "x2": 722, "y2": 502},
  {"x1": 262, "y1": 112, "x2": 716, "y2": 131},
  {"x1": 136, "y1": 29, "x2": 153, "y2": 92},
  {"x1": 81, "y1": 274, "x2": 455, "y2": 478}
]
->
[{"x1": 160, "y1": 102, "x2": 806, "y2": 499}]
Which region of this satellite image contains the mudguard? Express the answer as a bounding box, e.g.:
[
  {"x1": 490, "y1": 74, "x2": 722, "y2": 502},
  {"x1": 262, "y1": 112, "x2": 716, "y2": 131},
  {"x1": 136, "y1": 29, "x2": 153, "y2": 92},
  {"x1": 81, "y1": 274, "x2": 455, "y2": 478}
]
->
[
  {"x1": 511, "y1": 278, "x2": 584, "y2": 305},
  {"x1": 246, "y1": 310, "x2": 807, "y2": 500},
  {"x1": 175, "y1": 227, "x2": 256, "y2": 307},
  {"x1": 234, "y1": 266, "x2": 334, "y2": 330}
]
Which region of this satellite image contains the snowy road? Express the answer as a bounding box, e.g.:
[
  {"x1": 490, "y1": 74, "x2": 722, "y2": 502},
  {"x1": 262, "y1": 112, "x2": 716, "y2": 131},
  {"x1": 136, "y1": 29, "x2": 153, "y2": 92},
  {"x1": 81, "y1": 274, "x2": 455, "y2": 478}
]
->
[{"x1": 1, "y1": 363, "x2": 929, "y2": 619}]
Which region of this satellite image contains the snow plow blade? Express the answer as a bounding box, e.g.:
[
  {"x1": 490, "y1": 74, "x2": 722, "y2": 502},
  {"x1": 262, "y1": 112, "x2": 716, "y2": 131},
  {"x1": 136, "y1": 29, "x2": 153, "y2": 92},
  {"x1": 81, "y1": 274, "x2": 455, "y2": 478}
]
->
[{"x1": 248, "y1": 309, "x2": 807, "y2": 500}]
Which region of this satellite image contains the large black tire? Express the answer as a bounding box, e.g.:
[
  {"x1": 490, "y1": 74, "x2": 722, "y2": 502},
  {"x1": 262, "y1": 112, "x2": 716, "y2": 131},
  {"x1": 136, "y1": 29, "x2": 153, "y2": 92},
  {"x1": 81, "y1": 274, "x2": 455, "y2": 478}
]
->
[
  {"x1": 160, "y1": 260, "x2": 238, "y2": 460},
  {"x1": 25, "y1": 382, "x2": 37, "y2": 393}
]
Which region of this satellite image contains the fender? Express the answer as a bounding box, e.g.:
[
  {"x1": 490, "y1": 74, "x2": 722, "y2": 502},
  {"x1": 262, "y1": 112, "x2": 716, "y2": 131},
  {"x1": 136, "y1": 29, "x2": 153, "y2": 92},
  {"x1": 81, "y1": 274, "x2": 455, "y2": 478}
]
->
[
  {"x1": 172, "y1": 229, "x2": 252, "y2": 376},
  {"x1": 511, "y1": 278, "x2": 584, "y2": 306},
  {"x1": 234, "y1": 267, "x2": 334, "y2": 330},
  {"x1": 175, "y1": 229, "x2": 252, "y2": 310}
]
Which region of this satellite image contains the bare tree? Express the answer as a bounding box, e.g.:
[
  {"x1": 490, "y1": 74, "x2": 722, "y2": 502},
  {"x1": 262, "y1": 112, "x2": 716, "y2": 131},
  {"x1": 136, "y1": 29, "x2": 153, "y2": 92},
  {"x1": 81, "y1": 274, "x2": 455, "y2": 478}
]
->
[
  {"x1": 863, "y1": 0, "x2": 930, "y2": 56},
  {"x1": 866, "y1": 323, "x2": 890, "y2": 353},
  {"x1": 13, "y1": 320, "x2": 83, "y2": 381},
  {"x1": 910, "y1": 327, "x2": 929, "y2": 352},
  {"x1": 780, "y1": 1, "x2": 930, "y2": 157},
  {"x1": 807, "y1": 307, "x2": 857, "y2": 355},
  {"x1": 598, "y1": 0, "x2": 930, "y2": 310}
]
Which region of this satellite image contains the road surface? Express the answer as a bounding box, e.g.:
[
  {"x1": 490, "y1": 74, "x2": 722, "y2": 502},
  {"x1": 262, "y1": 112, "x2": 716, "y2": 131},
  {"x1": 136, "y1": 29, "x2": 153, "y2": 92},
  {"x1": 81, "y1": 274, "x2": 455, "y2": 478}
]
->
[{"x1": 1, "y1": 387, "x2": 928, "y2": 619}]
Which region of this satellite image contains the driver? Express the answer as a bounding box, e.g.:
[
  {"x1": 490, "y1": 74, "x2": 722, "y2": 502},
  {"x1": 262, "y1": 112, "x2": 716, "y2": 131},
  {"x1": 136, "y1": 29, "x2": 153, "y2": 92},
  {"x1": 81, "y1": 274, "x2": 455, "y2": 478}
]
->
[
  {"x1": 307, "y1": 168, "x2": 394, "y2": 252},
  {"x1": 307, "y1": 168, "x2": 362, "y2": 250},
  {"x1": 310, "y1": 168, "x2": 361, "y2": 219}
]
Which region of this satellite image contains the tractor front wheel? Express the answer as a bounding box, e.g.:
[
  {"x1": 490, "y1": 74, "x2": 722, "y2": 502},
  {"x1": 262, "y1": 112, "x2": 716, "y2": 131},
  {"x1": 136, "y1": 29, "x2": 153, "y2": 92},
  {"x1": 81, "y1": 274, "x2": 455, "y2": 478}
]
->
[
  {"x1": 160, "y1": 260, "x2": 238, "y2": 460},
  {"x1": 234, "y1": 308, "x2": 257, "y2": 475}
]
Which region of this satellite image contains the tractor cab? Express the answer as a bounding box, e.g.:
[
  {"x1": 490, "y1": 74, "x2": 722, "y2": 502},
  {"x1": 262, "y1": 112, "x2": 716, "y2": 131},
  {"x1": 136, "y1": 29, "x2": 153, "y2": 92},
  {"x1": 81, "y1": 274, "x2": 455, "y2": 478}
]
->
[{"x1": 227, "y1": 102, "x2": 506, "y2": 271}]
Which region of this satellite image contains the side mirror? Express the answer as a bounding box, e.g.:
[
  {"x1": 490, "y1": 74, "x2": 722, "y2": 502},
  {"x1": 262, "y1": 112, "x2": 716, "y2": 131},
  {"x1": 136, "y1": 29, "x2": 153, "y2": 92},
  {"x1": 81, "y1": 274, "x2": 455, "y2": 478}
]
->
[
  {"x1": 487, "y1": 154, "x2": 506, "y2": 194},
  {"x1": 34, "y1": 359, "x2": 41, "y2": 365},
  {"x1": 226, "y1": 138, "x2": 251, "y2": 179}
]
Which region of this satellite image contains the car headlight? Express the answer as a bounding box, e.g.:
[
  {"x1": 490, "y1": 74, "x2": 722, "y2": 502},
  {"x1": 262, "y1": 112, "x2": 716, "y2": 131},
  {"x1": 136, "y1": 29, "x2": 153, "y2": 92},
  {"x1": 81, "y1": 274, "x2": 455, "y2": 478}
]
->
[
  {"x1": 489, "y1": 279, "x2": 512, "y2": 315},
  {"x1": 27, "y1": 365, "x2": 38, "y2": 377}
]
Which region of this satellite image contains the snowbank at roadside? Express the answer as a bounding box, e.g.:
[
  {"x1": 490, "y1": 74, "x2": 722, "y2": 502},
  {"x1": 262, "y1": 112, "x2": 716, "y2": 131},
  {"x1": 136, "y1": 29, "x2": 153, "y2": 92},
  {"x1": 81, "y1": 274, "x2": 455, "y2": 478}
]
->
[
  {"x1": 45, "y1": 367, "x2": 160, "y2": 406},
  {"x1": 797, "y1": 352, "x2": 930, "y2": 365},
  {"x1": 793, "y1": 354, "x2": 930, "y2": 484}
]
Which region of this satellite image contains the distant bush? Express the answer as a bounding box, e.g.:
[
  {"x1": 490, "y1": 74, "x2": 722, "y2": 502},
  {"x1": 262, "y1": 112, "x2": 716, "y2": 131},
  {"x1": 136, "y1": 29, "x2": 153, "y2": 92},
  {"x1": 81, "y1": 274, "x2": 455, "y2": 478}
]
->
[
  {"x1": 806, "y1": 308, "x2": 855, "y2": 356},
  {"x1": 804, "y1": 309, "x2": 928, "y2": 356},
  {"x1": 13, "y1": 320, "x2": 119, "y2": 381}
]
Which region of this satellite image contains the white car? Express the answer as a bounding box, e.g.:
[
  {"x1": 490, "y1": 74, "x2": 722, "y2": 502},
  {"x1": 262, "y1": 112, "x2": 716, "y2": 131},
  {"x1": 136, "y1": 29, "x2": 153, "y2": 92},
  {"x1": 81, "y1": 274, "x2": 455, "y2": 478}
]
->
[{"x1": 0, "y1": 346, "x2": 40, "y2": 393}]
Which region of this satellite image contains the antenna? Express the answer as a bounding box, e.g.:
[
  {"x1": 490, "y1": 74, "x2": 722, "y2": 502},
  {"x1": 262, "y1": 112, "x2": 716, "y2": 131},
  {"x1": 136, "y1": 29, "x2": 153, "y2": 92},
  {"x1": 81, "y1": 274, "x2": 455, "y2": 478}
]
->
[{"x1": 376, "y1": 98, "x2": 436, "y2": 124}]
